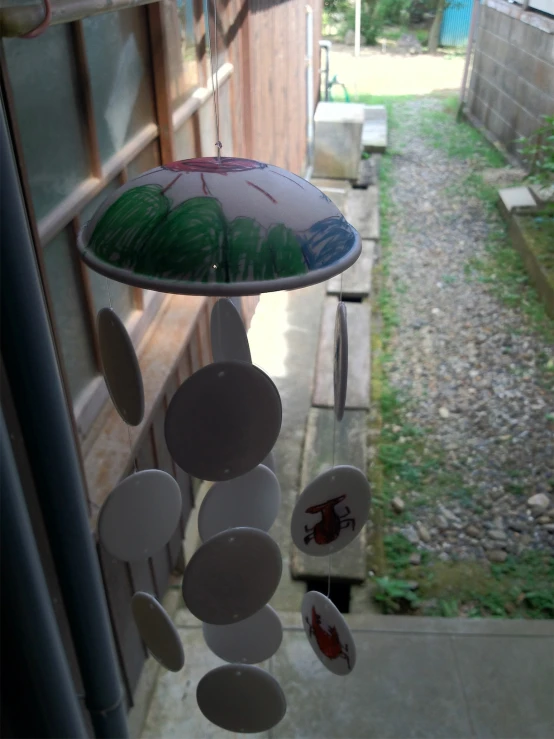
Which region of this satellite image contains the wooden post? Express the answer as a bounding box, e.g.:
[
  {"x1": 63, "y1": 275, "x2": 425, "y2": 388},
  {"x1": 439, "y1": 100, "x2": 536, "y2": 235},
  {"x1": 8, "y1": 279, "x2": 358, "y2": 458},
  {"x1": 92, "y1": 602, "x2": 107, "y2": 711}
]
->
[{"x1": 147, "y1": 1, "x2": 175, "y2": 164}]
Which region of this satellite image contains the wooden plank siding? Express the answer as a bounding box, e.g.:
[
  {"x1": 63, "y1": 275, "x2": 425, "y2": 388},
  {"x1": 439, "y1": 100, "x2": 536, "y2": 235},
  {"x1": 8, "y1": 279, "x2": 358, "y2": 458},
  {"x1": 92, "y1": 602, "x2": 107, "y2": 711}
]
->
[{"x1": 2, "y1": 0, "x2": 320, "y2": 725}]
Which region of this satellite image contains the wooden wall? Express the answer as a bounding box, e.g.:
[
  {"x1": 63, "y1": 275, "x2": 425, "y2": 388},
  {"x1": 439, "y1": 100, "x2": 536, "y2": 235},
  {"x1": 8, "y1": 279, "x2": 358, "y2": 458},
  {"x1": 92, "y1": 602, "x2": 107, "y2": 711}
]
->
[
  {"x1": 224, "y1": 0, "x2": 322, "y2": 174},
  {"x1": 3, "y1": 0, "x2": 320, "y2": 726}
]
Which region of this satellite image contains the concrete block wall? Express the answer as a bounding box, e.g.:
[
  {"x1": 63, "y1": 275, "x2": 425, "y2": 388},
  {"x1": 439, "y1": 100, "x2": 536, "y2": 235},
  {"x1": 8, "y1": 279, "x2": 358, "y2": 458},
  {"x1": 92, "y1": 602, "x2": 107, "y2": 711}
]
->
[{"x1": 468, "y1": 0, "x2": 554, "y2": 159}]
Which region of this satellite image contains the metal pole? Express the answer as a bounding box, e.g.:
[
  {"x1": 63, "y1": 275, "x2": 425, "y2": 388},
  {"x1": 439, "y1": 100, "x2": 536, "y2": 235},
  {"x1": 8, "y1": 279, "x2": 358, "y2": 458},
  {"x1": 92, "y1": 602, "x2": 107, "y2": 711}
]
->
[
  {"x1": 457, "y1": 0, "x2": 480, "y2": 121},
  {"x1": 354, "y1": 0, "x2": 361, "y2": 57},
  {"x1": 0, "y1": 412, "x2": 89, "y2": 739},
  {"x1": 0, "y1": 92, "x2": 129, "y2": 738}
]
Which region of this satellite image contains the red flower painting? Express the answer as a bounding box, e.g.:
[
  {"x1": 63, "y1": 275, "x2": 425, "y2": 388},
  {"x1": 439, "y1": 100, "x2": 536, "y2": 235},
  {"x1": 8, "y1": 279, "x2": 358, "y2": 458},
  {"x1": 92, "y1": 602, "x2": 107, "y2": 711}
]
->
[{"x1": 163, "y1": 157, "x2": 267, "y2": 174}]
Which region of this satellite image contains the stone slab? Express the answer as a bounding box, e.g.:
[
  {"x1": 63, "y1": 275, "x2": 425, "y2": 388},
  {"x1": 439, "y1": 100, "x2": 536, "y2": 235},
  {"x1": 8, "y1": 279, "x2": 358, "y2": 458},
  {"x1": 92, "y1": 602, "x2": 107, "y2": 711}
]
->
[
  {"x1": 346, "y1": 185, "x2": 379, "y2": 240},
  {"x1": 452, "y1": 634, "x2": 554, "y2": 739},
  {"x1": 327, "y1": 240, "x2": 374, "y2": 299},
  {"x1": 498, "y1": 186, "x2": 536, "y2": 218},
  {"x1": 311, "y1": 178, "x2": 349, "y2": 213},
  {"x1": 313, "y1": 298, "x2": 370, "y2": 410},
  {"x1": 142, "y1": 610, "x2": 554, "y2": 738},
  {"x1": 362, "y1": 105, "x2": 387, "y2": 152},
  {"x1": 290, "y1": 408, "x2": 368, "y2": 582},
  {"x1": 271, "y1": 629, "x2": 473, "y2": 738}
]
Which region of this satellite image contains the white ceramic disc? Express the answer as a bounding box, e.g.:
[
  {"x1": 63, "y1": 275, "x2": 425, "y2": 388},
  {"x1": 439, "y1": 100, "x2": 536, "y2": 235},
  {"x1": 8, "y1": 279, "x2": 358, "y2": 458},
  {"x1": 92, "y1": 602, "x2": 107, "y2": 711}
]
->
[
  {"x1": 182, "y1": 527, "x2": 282, "y2": 625},
  {"x1": 97, "y1": 307, "x2": 144, "y2": 426},
  {"x1": 202, "y1": 604, "x2": 282, "y2": 664},
  {"x1": 197, "y1": 664, "x2": 286, "y2": 733},
  {"x1": 302, "y1": 590, "x2": 356, "y2": 676},
  {"x1": 211, "y1": 298, "x2": 252, "y2": 364},
  {"x1": 334, "y1": 302, "x2": 348, "y2": 422},
  {"x1": 98, "y1": 469, "x2": 182, "y2": 562},
  {"x1": 290, "y1": 465, "x2": 371, "y2": 556},
  {"x1": 165, "y1": 361, "x2": 282, "y2": 481},
  {"x1": 131, "y1": 592, "x2": 184, "y2": 672},
  {"x1": 263, "y1": 450, "x2": 276, "y2": 473},
  {"x1": 198, "y1": 464, "x2": 281, "y2": 542}
]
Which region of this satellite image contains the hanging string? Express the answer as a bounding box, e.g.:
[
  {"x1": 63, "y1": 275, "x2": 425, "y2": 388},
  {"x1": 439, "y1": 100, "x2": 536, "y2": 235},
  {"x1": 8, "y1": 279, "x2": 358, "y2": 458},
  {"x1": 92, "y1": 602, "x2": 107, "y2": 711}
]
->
[
  {"x1": 205, "y1": 0, "x2": 222, "y2": 160},
  {"x1": 106, "y1": 278, "x2": 138, "y2": 474}
]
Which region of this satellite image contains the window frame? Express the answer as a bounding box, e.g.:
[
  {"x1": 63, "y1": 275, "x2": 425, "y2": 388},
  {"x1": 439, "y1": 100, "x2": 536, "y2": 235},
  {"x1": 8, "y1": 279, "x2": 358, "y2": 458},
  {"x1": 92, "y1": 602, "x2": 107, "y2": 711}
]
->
[{"x1": 1, "y1": 0, "x2": 233, "y2": 442}]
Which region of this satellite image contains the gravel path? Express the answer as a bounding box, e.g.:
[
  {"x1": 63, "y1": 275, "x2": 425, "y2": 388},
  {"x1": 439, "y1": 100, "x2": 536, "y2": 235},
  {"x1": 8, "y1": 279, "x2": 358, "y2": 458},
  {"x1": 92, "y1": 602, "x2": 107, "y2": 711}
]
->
[{"x1": 383, "y1": 98, "x2": 554, "y2": 564}]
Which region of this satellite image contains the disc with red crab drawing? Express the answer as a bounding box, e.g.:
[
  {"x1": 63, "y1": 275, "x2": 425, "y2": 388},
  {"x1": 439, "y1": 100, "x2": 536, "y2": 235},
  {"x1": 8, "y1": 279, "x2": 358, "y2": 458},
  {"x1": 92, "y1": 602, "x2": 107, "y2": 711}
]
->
[
  {"x1": 290, "y1": 465, "x2": 371, "y2": 556},
  {"x1": 301, "y1": 590, "x2": 356, "y2": 676}
]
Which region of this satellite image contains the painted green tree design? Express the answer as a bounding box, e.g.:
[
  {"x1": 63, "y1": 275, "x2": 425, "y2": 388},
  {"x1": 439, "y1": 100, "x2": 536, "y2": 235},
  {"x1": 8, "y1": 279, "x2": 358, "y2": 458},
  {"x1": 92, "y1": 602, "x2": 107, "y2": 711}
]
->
[{"x1": 89, "y1": 184, "x2": 310, "y2": 283}]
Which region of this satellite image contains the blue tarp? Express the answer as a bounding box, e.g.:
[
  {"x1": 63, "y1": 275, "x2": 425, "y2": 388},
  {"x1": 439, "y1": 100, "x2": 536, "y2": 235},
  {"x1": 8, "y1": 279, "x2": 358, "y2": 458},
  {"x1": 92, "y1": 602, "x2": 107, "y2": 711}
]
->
[{"x1": 440, "y1": 0, "x2": 474, "y2": 47}]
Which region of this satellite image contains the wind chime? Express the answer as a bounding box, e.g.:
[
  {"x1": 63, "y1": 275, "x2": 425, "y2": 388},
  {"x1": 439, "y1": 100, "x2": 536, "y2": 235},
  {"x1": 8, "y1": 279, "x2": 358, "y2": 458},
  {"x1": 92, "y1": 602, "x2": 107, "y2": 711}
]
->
[{"x1": 81, "y1": 2, "x2": 370, "y2": 732}]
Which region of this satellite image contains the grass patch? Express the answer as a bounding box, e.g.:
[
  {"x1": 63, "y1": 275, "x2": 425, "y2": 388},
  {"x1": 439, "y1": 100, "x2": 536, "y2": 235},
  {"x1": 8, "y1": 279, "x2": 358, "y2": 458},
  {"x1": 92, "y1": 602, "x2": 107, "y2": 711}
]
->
[
  {"x1": 517, "y1": 212, "x2": 554, "y2": 273},
  {"x1": 417, "y1": 96, "x2": 505, "y2": 166},
  {"x1": 377, "y1": 536, "x2": 554, "y2": 619},
  {"x1": 369, "y1": 95, "x2": 554, "y2": 620}
]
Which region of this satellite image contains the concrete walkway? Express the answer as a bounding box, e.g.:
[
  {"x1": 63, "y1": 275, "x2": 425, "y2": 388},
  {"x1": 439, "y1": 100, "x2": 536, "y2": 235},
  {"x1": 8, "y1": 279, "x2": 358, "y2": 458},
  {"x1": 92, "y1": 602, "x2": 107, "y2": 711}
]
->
[
  {"x1": 143, "y1": 604, "x2": 554, "y2": 738},
  {"x1": 139, "y1": 178, "x2": 554, "y2": 739}
]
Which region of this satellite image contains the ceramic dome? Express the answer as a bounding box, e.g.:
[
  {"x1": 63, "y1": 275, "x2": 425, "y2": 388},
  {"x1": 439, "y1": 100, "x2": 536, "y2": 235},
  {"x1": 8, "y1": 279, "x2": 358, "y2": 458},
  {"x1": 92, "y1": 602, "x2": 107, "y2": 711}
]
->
[{"x1": 77, "y1": 157, "x2": 360, "y2": 296}]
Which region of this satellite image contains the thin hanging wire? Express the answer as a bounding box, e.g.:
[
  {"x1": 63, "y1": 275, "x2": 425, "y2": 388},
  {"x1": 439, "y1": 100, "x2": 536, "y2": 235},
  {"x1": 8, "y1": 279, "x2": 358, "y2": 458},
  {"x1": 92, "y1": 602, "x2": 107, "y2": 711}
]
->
[
  {"x1": 205, "y1": 0, "x2": 222, "y2": 160},
  {"x1": 106, "y1": 278, "x2": 138, "y2": 473}
]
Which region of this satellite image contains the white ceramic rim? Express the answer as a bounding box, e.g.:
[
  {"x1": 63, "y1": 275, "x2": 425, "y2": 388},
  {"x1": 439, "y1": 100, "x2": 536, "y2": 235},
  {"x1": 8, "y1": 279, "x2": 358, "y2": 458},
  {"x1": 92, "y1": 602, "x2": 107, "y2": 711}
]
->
[{"x1": 77, "y1": 225, "x2": 361, "y2": 296}]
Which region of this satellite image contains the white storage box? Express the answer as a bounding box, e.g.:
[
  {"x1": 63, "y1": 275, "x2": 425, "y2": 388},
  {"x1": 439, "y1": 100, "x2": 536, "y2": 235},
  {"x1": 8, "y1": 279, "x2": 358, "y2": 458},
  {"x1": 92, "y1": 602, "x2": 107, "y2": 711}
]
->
[{"x1": 313, "y1": 102, "x2": 365, "y2": 180}]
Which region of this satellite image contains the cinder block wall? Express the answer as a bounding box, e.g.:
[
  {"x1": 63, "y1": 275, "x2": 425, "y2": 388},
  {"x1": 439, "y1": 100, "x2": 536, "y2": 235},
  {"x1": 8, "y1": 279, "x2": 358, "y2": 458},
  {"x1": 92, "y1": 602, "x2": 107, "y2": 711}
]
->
[{"x1": 468, "y1": 0, "x2": 554, "y2": 159}]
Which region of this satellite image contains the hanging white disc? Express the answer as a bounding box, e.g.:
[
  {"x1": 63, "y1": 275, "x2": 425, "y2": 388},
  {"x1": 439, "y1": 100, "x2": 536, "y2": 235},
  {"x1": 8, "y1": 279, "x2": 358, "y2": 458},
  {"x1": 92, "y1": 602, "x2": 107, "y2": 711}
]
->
[
  {"x1": 334, "y1": 302, "x2": 348, "y2": 422},
  {"x1": 98, "y1": 469, "x2": 182, "y2": 562},
  {"x1": 197, "y1": 664, "x2": 286, "y2": 733},
  {"x1": 302, "y1": 590, "x2": 356, "y2": 676},
  {"x1": 165, "y1": 361, "x2": 282, "y2": 481},
  {"x1": 202, "y1": 604, "x2": 282, "y2": 664},
  {"x1": 198, "y1": 464, "x2": 281, "y2": 542},
  {"x1": 182, "y1": 527, "x2": 282, "y2": 625},
  {"x1": 210, "y1": 298, "x2": 252, "y2": 364},
  {"x1": 263, "y1": 449, "x2": 277, "y2": 473},
  {"x1": 131, "y1": 592, "x2": 184, "y2": 672},
  {"x1": 290, "y1": 465, "x2": 371, "y2": 557},
  {"x1": 97, "y1": 307, "x2": 144, "y2": 426}
]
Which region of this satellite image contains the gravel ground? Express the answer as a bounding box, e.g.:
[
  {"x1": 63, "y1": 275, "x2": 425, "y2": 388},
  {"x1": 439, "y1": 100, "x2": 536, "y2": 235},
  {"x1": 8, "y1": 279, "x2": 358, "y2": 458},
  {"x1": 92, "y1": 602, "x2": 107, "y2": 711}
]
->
[{"x1": 383, "y1": 98, "x2": 554, "y2": 564}]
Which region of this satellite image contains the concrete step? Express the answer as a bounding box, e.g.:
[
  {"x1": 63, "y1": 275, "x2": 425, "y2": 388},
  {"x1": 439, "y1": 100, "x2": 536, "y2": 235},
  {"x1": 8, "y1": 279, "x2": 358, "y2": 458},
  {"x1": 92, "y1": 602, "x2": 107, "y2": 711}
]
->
[
  {"x1": 362, "y1": 105, "x2": 387, "y2": 153},
  {"x1": 346, "y1": 185, "x2": 379, "y2": 240},
  {"x1": 498, "y1": 186, "x2": 536, "y2": 219},
  {"x1": 313, "y1": 297, "x2": 371, "y2": 410},
  {"x1": 290, "y1": 408, "x2": 368, "y2": 583},
  {"x1": 327, "y1": 240, "x2": 374, "y2": 299}
]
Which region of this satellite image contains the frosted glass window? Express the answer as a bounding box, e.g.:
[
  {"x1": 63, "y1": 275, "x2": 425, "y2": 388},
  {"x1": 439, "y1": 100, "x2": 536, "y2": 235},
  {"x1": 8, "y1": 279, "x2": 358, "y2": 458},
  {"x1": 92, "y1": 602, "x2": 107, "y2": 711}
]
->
[
  {"x1": 3, "y1": 26, "x2": 90, "y2": 222},
  {"x1": 81, "y1": 183, "x2": 135, "y2": 320},
  {"x1": 174, "y1": 119, "x2": 196, "y2": 160},
  {"x1": 83, "y1": 7, "x2": 156, "y2": 164},
  {"x1": 43, "y1": 229, "x2": 98, "y2": 401},
  {"x1": 168, "y1": 0, "x2": 199, "y2": 110},
  {"x1": 127, "y1": 139, "x2": 161, "y2": 179}
]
